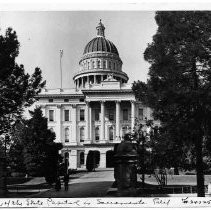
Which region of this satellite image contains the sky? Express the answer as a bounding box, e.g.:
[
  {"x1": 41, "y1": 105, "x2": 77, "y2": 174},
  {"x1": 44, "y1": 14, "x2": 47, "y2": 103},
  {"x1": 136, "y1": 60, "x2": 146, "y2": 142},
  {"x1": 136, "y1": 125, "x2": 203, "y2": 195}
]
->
[{"x1": 0, "y1": 11, "x2": 158, "y2": 89}]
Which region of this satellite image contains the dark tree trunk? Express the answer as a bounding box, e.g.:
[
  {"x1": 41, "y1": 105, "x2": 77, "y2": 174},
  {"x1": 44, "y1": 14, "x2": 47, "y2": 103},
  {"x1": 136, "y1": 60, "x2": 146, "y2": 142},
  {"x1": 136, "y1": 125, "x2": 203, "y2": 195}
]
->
[{"x1": 195, "y1": 136, "x2": 205, "y2": 197}]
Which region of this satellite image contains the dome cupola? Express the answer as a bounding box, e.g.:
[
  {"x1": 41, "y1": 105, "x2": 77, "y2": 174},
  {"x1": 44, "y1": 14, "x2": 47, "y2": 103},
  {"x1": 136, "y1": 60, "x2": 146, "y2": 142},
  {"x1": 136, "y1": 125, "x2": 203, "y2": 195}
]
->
[
  {"x1": 96, "y1": 19, "x2": 105, "y2": 37},
  {"x1": 73, "y1": 20, "x2": 129, "y2": 90}
]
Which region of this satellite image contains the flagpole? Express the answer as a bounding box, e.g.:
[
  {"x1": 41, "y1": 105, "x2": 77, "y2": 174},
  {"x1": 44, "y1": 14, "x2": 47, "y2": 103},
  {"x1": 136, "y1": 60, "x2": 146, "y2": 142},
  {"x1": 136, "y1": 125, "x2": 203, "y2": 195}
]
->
[{"x1": 60, "y1": 49, "x2": 63, "y2": 89}]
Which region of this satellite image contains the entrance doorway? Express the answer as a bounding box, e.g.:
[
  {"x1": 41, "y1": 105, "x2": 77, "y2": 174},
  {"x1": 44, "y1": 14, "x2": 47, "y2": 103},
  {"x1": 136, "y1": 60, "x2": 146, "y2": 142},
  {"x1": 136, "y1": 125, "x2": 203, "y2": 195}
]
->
[{"x1": 106, "y1": 150, "x2": 115, "y2": 168}]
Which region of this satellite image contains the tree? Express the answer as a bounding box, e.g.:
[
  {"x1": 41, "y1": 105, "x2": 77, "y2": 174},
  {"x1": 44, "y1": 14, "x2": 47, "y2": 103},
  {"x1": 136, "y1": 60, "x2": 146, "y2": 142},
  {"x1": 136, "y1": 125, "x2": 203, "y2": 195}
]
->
[
  {"x1": 86, "y1": 151, "x2": 100, "y2": 172},
  {"x1": 0, "y1": 27, "x2": 45, "y2": 136},
  {"x1": 8, "y1": 121, "x2": 26, "y2": 173},
  {"x1": 0, "y1": 27, "x2": 45, "y2": 196},
  {"x1": 132, "y1": 11, "x2": 211, "y2": 197},
  {"x1": 22, "y1": 107, "x2": 62, "y2": 182}
]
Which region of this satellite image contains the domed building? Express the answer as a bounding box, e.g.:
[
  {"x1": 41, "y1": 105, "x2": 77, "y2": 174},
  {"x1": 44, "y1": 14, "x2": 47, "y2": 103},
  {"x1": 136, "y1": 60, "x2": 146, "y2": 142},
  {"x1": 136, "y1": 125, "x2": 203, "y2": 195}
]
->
[{"x1": 37, "y1": 21, "x2": 157, "y2": 169}]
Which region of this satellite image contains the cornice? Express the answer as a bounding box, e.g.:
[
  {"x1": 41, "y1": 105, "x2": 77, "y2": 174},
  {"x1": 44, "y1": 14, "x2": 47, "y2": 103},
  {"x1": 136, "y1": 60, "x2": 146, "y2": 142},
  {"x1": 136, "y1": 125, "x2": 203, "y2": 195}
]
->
[
  {"x1": 83, "y1": 143, "x2": 116, "y2": 147},
  {"x1": 36, "y1": 94, "x2": 84, "y2": 99},
  {"x1": 82, "y1": 89, "x2": 133, "y2": 95},
  {"x1": 73, "y1": 69, "x2": 129, "y2": 80},
  {"x1": 80, "y1": 52, "x2": 122, "y2": 64}
]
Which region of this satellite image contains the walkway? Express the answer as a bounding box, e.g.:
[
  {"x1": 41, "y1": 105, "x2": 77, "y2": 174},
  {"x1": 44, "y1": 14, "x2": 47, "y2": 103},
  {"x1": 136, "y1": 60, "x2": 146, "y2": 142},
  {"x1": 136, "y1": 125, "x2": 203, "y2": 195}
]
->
[{"x1": 33, "y1": 168, "x2": 114, "y2": 198}]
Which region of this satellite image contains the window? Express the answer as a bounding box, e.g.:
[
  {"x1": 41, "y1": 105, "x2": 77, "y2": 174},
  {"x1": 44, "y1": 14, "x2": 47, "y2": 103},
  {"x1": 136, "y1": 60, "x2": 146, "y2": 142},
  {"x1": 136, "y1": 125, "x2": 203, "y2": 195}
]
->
[
  {"x1": 49, "y1": 110, "x2": 54, "y2": 121},
  {"x1": 97, "y1": 60, "x2": 100, "y2": 68},
  {"x1": 109, "y1": 110, "x2": 114, "y2": 121},
  {"x1": 123, "y1": 109, "x2": 128, "y2": 121},
  {"x1": 64, "y1": 152, "x2": 69, "y2": 159},
  {"x1": 80, "y1": 127, "x2": 85, "y2": 142},
  {"x1": 95, "y1": 127, "x2": 100, "y2": 141},
  {"x1": 108, "y1": 61, "x2": 111, "y2": 69},
  {"x1": 79, "y1": 98, "x2": 84, "y2": 102},
  {"x1": 109, "y1": 127, "x2": 114, "y2": 141},
  {"x1": 103, "y1": 61, "x2": 106, "y2": 68},
  {"x1": 64, "y1": 98, "x2": 69, "y2": 102},
  {"x1": 139, "y1": 108, "x2": 144, "y2": 120},
  {"x1": 80, "y1": 152, "x2": 84, "y2": 165},
  {"x1": 64, "y1": 110, "x2": 69, "y2": 121},
  {"x1": 113, "y1": 63, "x2": 116, "y2": 70},
  {"x1": 80, "y1": 109, "x2": 85, "y2": 121},
  {"x1": 92, "y1": 61, "x2": 95, "y2": 69},
  {"x1": 49, "y1": 99, "x2": 53, "y2": 102},
  {"x1": 65, "y1": 128, "x2": 70, "y2": 142},
  {"x1": 87, "y1": 61, "x2": 90, "y2": 69},
  {"x1": 95, "y1": 109, "x2": 100, "y2": 121}
]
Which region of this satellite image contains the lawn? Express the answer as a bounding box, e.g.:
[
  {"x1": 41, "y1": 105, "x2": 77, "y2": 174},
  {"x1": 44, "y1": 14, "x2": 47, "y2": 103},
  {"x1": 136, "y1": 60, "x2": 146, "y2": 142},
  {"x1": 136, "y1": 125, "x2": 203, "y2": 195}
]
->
[{"x1": 138, "y1": 174, "x2": 211, "y2": 185}]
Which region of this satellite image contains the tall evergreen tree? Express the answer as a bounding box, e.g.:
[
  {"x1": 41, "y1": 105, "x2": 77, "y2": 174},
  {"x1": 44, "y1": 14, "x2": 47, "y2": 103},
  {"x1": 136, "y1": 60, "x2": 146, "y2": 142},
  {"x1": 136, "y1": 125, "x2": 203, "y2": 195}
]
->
[
  {"x1": 132, "y1": 11, "x2": 211, "y2": 197},
  {"x1": 23, "y1": 107, "x2": 62, "y2": 182},
  {"x1": 0, "y1": 27, "x2": 45, "y2": 136}
]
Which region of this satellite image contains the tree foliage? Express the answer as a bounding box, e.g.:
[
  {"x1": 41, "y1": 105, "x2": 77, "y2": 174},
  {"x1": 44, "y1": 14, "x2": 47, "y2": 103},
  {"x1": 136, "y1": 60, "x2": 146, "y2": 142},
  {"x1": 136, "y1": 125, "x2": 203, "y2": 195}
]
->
[
  {"x1": 22, "y1": 107, "x2": 62, "y2": 181},
  {"x1": 8, "y1": 121, "x2": 26, "y2": 173},
  {"x1": 132, "y1": 11, "x2": 211, "y2": 196},
  {"x1": 0, "y1": 27, "x2": 46, "y2": 135}
]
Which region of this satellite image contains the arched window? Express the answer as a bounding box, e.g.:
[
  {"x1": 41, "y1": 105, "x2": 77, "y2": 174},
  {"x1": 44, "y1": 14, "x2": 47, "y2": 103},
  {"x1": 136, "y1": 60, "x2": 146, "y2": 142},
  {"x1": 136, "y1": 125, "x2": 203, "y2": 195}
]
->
[
  {"x1": 65, "y1": 127, "x2": 70, "y2": 142},
  {"x1": 95, "y1": 127, "x2": 100, "y2": 142},
  {"x1": 80, "y1": 127, "x2": 85, "y2": 142},
  {"x1": 109, "y1": 127, "x2": 114, "y2": 141},
  {"x1": 80, "y1": 152, "x2": 84, "y2": 165}
]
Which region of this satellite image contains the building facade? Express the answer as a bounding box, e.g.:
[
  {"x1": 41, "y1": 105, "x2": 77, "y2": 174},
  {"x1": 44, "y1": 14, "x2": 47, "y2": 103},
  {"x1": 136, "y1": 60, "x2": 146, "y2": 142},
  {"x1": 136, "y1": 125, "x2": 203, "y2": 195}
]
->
[{"x1": 37, "y1": 20, "x2": 158, "y2": 169}]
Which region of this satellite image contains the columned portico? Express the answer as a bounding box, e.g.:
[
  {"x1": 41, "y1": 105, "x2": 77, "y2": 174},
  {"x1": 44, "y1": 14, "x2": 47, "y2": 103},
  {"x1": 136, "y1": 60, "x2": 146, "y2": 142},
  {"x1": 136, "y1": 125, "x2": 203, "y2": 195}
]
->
[
  {"x1": 115, "y1": 100, "x2": 120, "y2": 141},
  {"x1": 100, "y1": 101, "x2": 105, "y2": 142},
  {"x1": 37, "y1": 21, "x2": 157, "y2": 170}
]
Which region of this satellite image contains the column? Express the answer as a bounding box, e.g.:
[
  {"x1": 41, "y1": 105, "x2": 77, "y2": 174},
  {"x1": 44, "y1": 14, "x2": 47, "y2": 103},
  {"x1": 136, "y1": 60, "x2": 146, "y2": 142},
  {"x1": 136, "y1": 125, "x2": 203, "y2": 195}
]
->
[
  {"x1": 71, "y1": 104, "x2": 77, "y2": 145},
  {"x1": 81, "y1": 77, "x2": 84, "y2": 88},
  {"x1": 56, "y1": 105, "x2": 62, "y2": 143},
  {"x1": 85, "y1": 101, "x2": 90, "y2": 144},
  {"x1": 87, "y1": 76, "x2": 90, "y2": 87},
  {"x1": 115, "y1": 100, "x2": 120, "y2": 141},
  {"x1": 94, "y1": 75, "x2": 97, "y2": 84},
  {"x1": 131, "y1": 101, "x2": 136, "y2": 131},
  {"x1": 89, "y1": 105, "x2": 92, "y2": 142},
  {"x1": 76, "y1": 80, "x2": 78, "y2": 90},
  {"x1": 100, "y1": 101, "x2": 105, "y2": 142}
]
